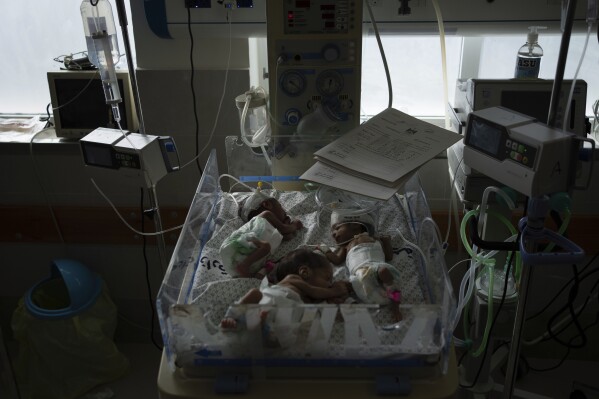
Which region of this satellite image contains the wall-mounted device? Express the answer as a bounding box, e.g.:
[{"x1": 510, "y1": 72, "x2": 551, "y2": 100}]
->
[
  {"x1": 48, "y1": 70, "x2": 139, "y2": 139},
  {"x1": 266, "y1": 0, "x2": 362, "y2": 137},
  {"x1": 463, "y1": 106, "x2": 580, "y2": 197},
  {"x1": 80, "y1": 128, "x2": 179, "y2": 187},
  {"x1": 450, "y1": 78, "x2": 588, "y2": 137}
]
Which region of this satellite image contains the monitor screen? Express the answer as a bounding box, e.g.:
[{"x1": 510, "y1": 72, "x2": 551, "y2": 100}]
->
[
  {"x1": 501, "y1": 90, "x2": 552, "y2": 123},
  {"x1": 48, "y1": 71, "x2": 138, "y2": 139}
]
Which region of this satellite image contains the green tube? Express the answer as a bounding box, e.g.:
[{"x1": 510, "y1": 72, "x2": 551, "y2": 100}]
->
[{"x1": 472, "y1": 264, "x2": 494, "y2": 357}]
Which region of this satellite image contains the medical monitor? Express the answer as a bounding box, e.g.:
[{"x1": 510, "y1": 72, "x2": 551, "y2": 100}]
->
[{"x1": 47, "y1": 70, "x2": 138, "y2": 139}]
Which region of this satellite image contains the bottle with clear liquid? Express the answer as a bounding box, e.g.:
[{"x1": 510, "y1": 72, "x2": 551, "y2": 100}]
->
[{"x1": 514, "y1": 26, "x2": 546, "y2": 79}]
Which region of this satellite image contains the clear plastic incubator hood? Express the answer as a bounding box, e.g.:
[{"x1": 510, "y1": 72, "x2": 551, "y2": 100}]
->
[{"x1": 156, "y1": 147, "x2": 456, "y2": 391}]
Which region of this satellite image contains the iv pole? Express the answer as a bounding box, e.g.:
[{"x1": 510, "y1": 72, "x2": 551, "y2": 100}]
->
[
  {"x1": 502, "y1": 1, "x2": 579, "y2": 397},
  {"x1": 111, "y1": 0, "x2": 169, "y2": 275}
]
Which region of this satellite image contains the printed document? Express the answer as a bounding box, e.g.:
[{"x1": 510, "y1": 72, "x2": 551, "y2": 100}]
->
[
  {"x1": 299, "y1": 107, "x2": 461, "y2": 199},
  {"x1": 310, "y1": 107, "x2": 461, "y2": 186}
]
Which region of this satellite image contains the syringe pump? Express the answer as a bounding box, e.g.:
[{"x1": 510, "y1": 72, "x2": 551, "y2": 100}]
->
[{"x1": 80, "y1": 127, "x2": 180, "y2": 187}]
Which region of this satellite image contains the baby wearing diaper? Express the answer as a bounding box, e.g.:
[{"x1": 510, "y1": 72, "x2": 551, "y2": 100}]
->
[
  {"x1": 220, "y1": 248, "x2": 349, "y2": 330},
  {"x1": 219, "y1": 189, "x2": 303, "y2": 279},
  {"x1": 321, "y1": 209, "x2": 403, "y2": 322}
]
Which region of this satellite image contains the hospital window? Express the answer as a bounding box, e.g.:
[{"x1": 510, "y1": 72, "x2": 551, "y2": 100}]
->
[
  {"x1": 1, "y1": 1, "x2": 598, "y2": 128},
  {"x1": 360, "y1": 33, "x2": 599, "y2": 122}
]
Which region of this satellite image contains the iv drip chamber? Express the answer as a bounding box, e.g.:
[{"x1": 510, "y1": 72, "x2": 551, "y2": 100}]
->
[{"x1": 81, "y1": 0, "x2": 122, "y2": 107}]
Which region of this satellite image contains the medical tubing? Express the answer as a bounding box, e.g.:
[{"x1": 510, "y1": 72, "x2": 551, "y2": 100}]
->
[
  {"x1": 239, "y1": 94, "x2": 254, "y2": 147},
  {"x1": 419, "y1": 216, "x2": 445, "y2": 252},
  {"x1": 461, "y1": 264, "x2": 494, "y2": 352},
  {"x1": 471, "y1": 263, "x2": 495, "y2": 357},
  {"x1": 455, "y1": 209, "x2": 518, "y2": 332},
  {"x1": 456, "y1": 209, "x2": 490, "y2": 331},
  {"x1": 365, "y1": 0, "x2": 392, "y2": 109},
  {"x1": 90, "y1": 178, "x2": 183, "y2": 236},
  {"x1": 431, "y1": 0, "x2": 450, "y2": 129},
  {"x1": 445, "y1": 156, "x2": 463, "y2": 248},
  {"x1": 563, "y1": 22, "x2": 593, "y2": 132},
  {"x1": 459, "y1": 249, "x2": 517, "y2": 390},
  {"x1": 29, "y1": 129, "x2": 66, "y2": 245},
  {"x1": 478, "y1": 186, "x2": 516, "y2": 233}
]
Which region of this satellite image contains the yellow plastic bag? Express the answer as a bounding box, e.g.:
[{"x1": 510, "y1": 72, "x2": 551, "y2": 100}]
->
[{"x1": 11, "y1": 284, "x2": 129, "y2": 399}]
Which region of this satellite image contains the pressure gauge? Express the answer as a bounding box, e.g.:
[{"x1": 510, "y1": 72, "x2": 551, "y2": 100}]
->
[
  {"x1": 279, "y1": 70, "x2": 306, "y2": 96},
  {"x1": 316, "y1": 69, "x2": 343, "y2": 96}
]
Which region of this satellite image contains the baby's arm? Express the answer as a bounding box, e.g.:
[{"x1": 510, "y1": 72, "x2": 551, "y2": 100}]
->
[
  {"x1": 379, "y1": 235, "x2": 394, "y2": 262},
  {"x1": 324, "y1": 246, "x2": 347, "y2": 266},
  {"x1": 285, "y1": 275, "x2": 349, "y2": 300},
  {"x1": 258, "y1": 211, "x2": 303, "y2": 237},
  {"x1": 235, "y1": 238, "x2": 271, "y2": 277}
]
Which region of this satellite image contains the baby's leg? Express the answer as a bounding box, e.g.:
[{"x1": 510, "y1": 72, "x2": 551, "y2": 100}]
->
[
  {"x1": 220, "y1": 288, "x2": 263, "y2": 329},
  {"x1": 378, "y1": 267, "x2": 403, "y2": 322}
]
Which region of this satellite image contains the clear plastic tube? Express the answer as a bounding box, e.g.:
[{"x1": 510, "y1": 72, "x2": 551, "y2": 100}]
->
[
  {"x1": 81, "y1": 0, "x2": 122, "y2": 123},
  {"x1": 563, "y1": 22, "x2": 593, "y2": 132}
]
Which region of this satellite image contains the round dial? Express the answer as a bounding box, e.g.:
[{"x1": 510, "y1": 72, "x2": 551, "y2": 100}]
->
[
  {"x1": 316, "y1": 70, "x2": 344, "y2": 96},
  {"x1": 279, "y1": 70, "x2": 306, "y2": 97}
]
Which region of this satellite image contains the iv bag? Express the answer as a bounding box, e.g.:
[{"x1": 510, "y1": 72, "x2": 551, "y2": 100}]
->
[
  {"x1": 80, "y1": 0, "x2": 120, "y2": 69},
  {"x1": 81, "y1": 0, "x2": 122, "y2": 107}
]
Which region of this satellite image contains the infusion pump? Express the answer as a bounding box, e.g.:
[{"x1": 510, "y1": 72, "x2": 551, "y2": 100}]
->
[
  {"x1": 463, "y1": 107, "x2": 580, "y2": 198},
  {"x1": 80, "y1": 128, "x2": 180, "y2": 188}
]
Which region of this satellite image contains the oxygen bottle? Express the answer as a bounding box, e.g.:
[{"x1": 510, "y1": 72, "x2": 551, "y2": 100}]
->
[{"x1": 514, "y1": 26, "x2": 546, "y2": 79}]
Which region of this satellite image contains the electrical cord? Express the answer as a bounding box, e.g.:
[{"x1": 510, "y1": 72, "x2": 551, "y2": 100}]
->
[
  {"x1": 186, "y1": 6, "x2": 203, "y2": 176},
  {"x1": 141, "y1": 188, "x2": 163, "y2": 351},
  {"x1": 528, "y1": 312, "x2": 599, "y2": 372},
  {"x1": 181, "y1": 9, "x2": 233, "y2": 171},
  {"x1": 526, "y1": 251, "x2": 599, "y2": 322},
  {"x1": 544, "y1": 264, "x2": 588, "y2": 349},
  {"x1": 43, "y1": 103, "x2": 54, "y2": 128},
  {"x1": 563, "y1": 21, "x2": 593, "y2": 133},
  {"x1": 529, "y1": 275, "x2": 599, "y2": 347}
]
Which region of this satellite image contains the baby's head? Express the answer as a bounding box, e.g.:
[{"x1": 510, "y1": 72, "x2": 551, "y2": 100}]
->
[
  {"x1": 239, "y1": 190, "x2": 288, "y2": 224},
  {"x1": 276, "y1": 248, "x2": 333, "y2": 288},
  {"x1": 330, "y1": 209, "x2": 375, "y2": 244}
]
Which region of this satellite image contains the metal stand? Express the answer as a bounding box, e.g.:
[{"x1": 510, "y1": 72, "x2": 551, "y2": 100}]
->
[
  {"x1": 502, "y1": 197, "x2": 585, "y2": 399},
  {"x1": 114, "y1": 0, "x2": 146, "y2": 135},
  {"x1": 149, "y1": 185, "x2": 169, "y2": 275}
]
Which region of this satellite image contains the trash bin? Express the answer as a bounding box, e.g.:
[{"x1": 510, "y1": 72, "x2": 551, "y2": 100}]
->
[{"x1": 11, "y1": 259, "x2": 129, "y2": 399}]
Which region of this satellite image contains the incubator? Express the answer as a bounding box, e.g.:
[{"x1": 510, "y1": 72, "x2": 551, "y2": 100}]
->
[{"x1": 156, "y1": 137, "x2": 457, "y2": 395}]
